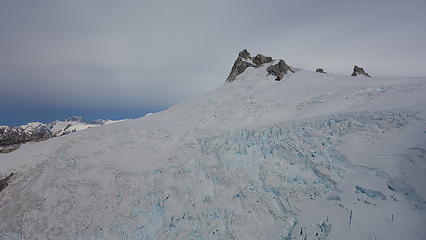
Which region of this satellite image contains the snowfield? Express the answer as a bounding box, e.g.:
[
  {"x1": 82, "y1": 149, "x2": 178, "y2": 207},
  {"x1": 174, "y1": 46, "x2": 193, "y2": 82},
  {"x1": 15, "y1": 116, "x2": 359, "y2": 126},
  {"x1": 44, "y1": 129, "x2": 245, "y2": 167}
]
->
[{"x1": 1, "y1": 63, "x2": 425, "y2": 239}]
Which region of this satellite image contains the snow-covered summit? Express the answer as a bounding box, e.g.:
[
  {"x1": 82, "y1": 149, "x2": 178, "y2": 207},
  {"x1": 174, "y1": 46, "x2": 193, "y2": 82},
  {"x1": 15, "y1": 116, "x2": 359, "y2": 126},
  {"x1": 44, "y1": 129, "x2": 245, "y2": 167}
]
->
[
  {"x1": 48, "y1": 117, "x2": 128, "y2": 136},
  {"x1": 0, "y1": 55, "x2": 425, "y2": 239}
]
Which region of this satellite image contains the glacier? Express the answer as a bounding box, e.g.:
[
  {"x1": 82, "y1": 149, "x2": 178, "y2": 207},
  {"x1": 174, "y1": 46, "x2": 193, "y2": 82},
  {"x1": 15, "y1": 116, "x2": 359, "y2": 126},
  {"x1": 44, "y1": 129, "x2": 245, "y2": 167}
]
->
[{"x1": 0, "y1": 62, "x2": 425, "y2": 239}]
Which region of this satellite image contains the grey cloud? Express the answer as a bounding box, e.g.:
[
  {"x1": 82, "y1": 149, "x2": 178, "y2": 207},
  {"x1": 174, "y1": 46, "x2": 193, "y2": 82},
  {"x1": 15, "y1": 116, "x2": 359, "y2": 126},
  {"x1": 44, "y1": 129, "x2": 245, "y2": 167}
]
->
[{"x1": 1, "y1": 0, "x2": 426, "y2": 110}]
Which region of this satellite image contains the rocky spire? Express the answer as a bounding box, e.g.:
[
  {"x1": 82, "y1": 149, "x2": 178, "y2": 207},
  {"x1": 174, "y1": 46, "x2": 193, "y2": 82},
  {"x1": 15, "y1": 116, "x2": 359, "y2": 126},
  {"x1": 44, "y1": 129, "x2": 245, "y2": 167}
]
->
[
  {"x1": 266, "y1": 60, "x2": 295, "y2": 81},
  {"x1": 226, "y1": 50, "x2": 256, "y2": 82},
  {"x1": 238, "y1": 49, "x2": 252, "y2": 60},
  {"x1": 351, "y1": 66, "x2": 371, "y2": 77}
]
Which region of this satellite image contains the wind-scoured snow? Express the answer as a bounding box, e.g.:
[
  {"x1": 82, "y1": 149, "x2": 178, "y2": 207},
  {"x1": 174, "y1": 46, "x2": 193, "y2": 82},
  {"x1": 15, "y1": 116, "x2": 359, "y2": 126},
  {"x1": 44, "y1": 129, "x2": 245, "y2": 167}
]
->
[{"x1": 0, "y1": 65, "x2": 425, "y2": 239}]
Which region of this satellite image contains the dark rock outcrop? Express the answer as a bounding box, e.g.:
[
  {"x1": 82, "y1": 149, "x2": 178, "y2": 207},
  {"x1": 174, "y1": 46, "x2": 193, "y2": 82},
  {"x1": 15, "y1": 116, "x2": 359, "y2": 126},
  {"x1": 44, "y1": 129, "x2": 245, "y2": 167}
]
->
[
  {"x1": 266, "y1": 60, "x2": 295, "y2": 81},
  {"x1": 0, "y1": 145, "x2": 20, "y2": 154},
  {"x1": 252, "y1": 54, "x2": 273, "y2": 66},
  {"x1": 316, "y1": 68, "x2": 326, "y2": 73},
  {"x1": 226, "y1": 49, "x2": 294, "y2": 82},
  {"x1": 351, "y1": 66, "x2": 371, "y2": 77},
  {"x1": 0, "y1": 172, "x2": 14, "y2": 193},
  {"x1": 238, "y1": 49, "x2": 252, "y2": 60},
  {"x1": 226, "y1": 55, "x2": 256, "y2": 82}
]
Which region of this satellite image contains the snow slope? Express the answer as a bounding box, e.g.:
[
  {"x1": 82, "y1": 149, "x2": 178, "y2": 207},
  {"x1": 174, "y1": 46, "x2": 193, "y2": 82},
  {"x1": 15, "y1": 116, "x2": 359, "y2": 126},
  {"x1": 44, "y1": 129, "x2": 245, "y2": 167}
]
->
[{"x1": 0, "y1": 62, "x2": 425, "y2": 239}]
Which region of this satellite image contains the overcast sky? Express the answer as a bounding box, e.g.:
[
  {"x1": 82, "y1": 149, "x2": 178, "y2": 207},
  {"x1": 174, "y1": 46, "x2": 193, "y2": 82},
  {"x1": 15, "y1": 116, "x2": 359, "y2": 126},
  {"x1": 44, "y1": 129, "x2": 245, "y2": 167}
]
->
[{"x1": 1, "y1": 0, "x2": 426, "y2": 125}]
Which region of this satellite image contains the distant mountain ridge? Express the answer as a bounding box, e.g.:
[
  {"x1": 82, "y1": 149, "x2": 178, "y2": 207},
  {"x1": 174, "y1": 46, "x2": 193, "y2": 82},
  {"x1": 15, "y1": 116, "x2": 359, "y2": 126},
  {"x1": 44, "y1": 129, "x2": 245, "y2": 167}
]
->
[{"x1": 0, "y1": 116, "x2": 128, "y2": 149}]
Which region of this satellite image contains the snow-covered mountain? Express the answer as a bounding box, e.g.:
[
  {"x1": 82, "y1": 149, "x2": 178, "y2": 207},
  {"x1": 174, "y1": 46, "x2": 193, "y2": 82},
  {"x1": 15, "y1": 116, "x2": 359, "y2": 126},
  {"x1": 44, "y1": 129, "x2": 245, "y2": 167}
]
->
[
  {"x1": 48, "y1": 117, "x2": 128, "y2": 137},
  {"x1": 0, "y1": 50, "x2": 425, "y2": 239},
  {"x1": 0, "y1": 117, "x2": 128, "y2": 150}
]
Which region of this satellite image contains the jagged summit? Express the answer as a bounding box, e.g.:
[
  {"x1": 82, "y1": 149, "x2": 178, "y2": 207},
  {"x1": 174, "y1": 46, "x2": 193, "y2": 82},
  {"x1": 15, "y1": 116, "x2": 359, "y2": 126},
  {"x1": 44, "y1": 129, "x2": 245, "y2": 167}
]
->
[
  {"x1": 226, "y1": 49, "x2": 292, "y2": 82},
  {"x1": 238, "y1": 49, "x2": 252, "y2": 60},
  {"x1": 351, "y1": 65, "x2": 371, "y2": 77},
  {"x1": 225, "y1": 52, "x2": 256, "y2": 82},
  {"x1": 227, "y1": 50, "x2": 376, "y2": 82}
]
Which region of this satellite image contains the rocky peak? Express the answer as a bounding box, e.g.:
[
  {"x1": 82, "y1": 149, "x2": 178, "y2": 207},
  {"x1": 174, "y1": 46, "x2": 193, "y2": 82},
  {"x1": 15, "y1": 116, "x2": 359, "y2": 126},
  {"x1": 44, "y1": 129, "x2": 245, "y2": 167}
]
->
[
  {"x1": 238, "y1": 49, "x2": 252, "y2": 60},
  {"x1": 351, "y1": 66, "x2": 371, "y2": 77},
  {"x1": 316, "y1": 68, "x2": 326, "y2": 73},
  {"x1": 225, "y1": 55, "x2": 256, "y2": 82},
  {"x1": 252, "y1": 54, "x2": 273, "y2": 66},
  {"x1": 266, "y1": 60, "x2": 295, "y2": 81},
  {"x1": 226, "y1": 49, "x2": 292, "y2": 82}
]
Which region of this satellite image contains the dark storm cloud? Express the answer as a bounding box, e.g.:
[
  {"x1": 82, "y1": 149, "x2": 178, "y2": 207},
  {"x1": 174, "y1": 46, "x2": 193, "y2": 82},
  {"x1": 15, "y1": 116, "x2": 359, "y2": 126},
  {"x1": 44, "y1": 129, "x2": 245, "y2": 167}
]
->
[{"x1": 1, "y1": 0, "x2": 426, "y2": 112}]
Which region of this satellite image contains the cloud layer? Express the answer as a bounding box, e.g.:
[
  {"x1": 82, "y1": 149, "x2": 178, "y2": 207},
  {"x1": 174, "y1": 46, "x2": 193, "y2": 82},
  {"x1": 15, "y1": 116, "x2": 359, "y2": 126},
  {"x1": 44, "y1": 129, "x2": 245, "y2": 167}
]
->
[{"x1": 1, "y1": 0, "x2": 426, "y2": 123}]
